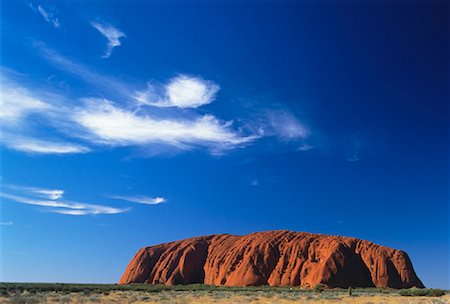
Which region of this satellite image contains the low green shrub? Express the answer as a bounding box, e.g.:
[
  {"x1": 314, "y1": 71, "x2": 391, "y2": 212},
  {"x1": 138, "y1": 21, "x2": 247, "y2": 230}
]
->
[
  {"x1": 313, "y1": 283, "x2": 326, "y2": 293},
  {"x1": 399, "y1": 288, "x2": 446, "y2": 297}
]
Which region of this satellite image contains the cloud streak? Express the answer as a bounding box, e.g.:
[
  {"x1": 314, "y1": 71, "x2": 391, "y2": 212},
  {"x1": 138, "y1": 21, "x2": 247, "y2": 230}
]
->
[
  {"x1": 6, "y1": 45, "x2": 310, "y2": 157},
  {"x1": 72, "y1": 98, "x2": 256, "y2": 150},
  {"x1": 0, "y1": 191, "x2": 128, "y2": 216},
  {"x1": 298, "y1": 143, "x2": 314, "y2": 151},
  {"x1": 0, "y1": 74, "x2": 91, "y2": 154},
  {"x1": 1, "y1": 71, "x2": 255, "y2": 154},
  {"x1": 4, "y1": 136, "x2": 90, "y2": 154},
  {"x1": 37, "y1": 5, "x2": 60, "y2": 29},
  {"x1": 111, "y1": 195, "x2": 166, "y2": 205},
  {"x1": 91, "y1": 21, "x2": 126, "y2": 58},
  {"x1": 31, "y1": 189, "x2": 64, "y2": 200},
  {"x1": 35, "y1": 44, "x2": 132, "y2": 97},
  {"x1": 3, "y1": 185, "x2": 64, "y2": 200},
  {"x1": 0, "y1": 184, "x2": 166, "y2": 216},
  {"x1": 29, "y1": 4, "x2": 60, "y2": 29},
  {"x1": 267, "y1": 110, "x2": 309, "y2": 140},
  {"x1": 0, "y1": 78, "x2": 52, "y2": 125}
]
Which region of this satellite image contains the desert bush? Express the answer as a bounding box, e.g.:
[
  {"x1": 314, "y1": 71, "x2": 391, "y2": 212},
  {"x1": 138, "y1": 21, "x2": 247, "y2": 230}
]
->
[
  {"x1": 313, "y1": 283, "x2": 326, "y2": 293},
  {"x1": 318, "y1": 292, "x2": 340, "y2": 300},
  {"x1": 428, "y1": 300, "x2": 449, "y2": 304},
  {"x1": 81, "y1": 289, "x2": 92, "y2": 296},
  {"x1": 399, "y1": 288, "x2": 446, "y2": 297},
  {"x1": 86, "y1": 295, "x2": 100, "y2": 302},
  {"x1": 8, "y1": 293, "x2": 39, "y2": 304}
]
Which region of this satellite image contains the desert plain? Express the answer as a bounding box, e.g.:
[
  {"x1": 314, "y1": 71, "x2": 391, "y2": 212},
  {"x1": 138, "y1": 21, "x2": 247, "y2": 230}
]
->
[{"x1": 1, "y1": 283, "x2": 448, "y2": 304}]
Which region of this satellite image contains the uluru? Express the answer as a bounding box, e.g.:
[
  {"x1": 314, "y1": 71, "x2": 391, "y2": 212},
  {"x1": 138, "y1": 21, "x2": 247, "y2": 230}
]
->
[{"x1": 119, "y1": 230, "x2": 424, "y2": 288}]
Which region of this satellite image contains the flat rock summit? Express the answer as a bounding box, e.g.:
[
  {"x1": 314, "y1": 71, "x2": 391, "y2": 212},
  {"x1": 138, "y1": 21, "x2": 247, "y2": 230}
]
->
[{"x1": 119, "y1": 230, "x2": 424, "y2": 288}]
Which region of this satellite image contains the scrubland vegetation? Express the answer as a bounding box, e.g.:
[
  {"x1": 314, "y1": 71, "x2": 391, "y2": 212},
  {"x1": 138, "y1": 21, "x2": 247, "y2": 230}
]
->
[{"x1": 0, "y1": 283, "x2": 448, "y2": 304}]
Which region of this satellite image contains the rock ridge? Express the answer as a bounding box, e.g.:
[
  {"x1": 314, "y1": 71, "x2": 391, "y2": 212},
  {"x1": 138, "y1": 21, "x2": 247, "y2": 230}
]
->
[{"x1": 119, "y1": 230, "x2": 424, "y2": 288}]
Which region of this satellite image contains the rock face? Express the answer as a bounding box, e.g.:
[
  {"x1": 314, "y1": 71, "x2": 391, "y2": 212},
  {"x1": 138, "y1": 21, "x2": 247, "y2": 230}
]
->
[{"x1": 119, "y1": 230, "x2": 424, "y2": 288}]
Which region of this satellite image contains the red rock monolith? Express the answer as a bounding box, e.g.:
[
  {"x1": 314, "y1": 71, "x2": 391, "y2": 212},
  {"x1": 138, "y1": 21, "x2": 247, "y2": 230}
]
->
[{"x1": 119, "y1": 230, "x2": 424, "y2": 288}]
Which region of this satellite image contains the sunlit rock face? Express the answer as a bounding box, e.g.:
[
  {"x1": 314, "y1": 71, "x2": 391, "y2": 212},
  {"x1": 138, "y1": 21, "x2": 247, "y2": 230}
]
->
[{"x1": 119, "y1": 230, "x2": 424, "y2": 288}]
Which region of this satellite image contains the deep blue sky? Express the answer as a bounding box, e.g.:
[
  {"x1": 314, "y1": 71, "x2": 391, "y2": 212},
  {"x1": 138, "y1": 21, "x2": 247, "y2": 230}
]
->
[{"x1": 0, "y1": 0, "x2": 448, "y2": 288}]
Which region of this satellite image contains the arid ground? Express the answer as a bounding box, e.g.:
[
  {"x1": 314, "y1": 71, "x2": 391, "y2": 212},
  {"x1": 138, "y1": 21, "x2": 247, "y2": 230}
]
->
[{"x1": 1, "y1": 284, "x2": 448, "y2": 304}]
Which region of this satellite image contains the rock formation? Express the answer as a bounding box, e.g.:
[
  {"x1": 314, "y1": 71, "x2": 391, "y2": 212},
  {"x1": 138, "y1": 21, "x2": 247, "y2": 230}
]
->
[{"x1": 119, "y1": 230, "x2": 424, "y2": 288}]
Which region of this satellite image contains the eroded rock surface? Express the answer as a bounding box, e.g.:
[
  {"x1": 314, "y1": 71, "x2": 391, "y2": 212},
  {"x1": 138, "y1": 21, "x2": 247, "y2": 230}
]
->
[{"x1": 119, "y1": 230, "x2": 424, "y2": 288}]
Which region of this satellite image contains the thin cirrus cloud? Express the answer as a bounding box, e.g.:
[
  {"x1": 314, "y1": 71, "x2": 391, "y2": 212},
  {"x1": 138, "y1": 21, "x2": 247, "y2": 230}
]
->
[
  {"x1": 37, "y1": 5, "x2": 60, "y2": 29},
  {"x1": 37, "y1": 43, "x2": 218, "y2": 108},
  {"x1": 135, "y1": 75, "x2": 220, "y2": 109},
  {"x1": 244, "y1": 109, "x2": 309, "y2": 143},
  {"x1": 29, "y1": 4, "x2": 60, "y2": 29},
  {"x1": 266, "y1": 110, "x2": 309, "y2": 140},
  {"x1": 91, "y1": 21, "x2": 126, "y2": 58},
  {"x1": 50, "y1": 209, "x2": 111, "y2": 216},
  {"x1": 73, "y1": 98, "x2": 256, "y2": 150},
  {"x1": 297, "y1": 143, "x2": 315, "y2": 152},
  {"x1": 3, "y1": 185, "x2": 64, "y2": 200},
  {"x1": 3, "y1": 44, "x2": 309, "y2": 156},
  {"x1": 111, "y1": 195, "x2": 166, "y2": 205},
  {"x1": 0, "y1": 186, "x2": 129, "y2": 216},
  {"x1": 35, "y1": 43, "x2": 132, "y2": 97},
  {"x1": 34, "y1": 45, "x2": 307, "y2": 148},
  {"x1": 0, "y1": 77, "x2": 51, "y2": 125},
  {"x1": 0, "y1": 71, "x2": 255, "y2": 154},
  {"x1": 0, "y1": 184, "x2": 166, "y2": 216},
  {"x1": 4, "y1": 136, "x2": 90, "y2": 154},
  {"x1": 29, "y1": 188, "x2": 64, "y2": 200},
  {"x1": 0, "y1": 72, "x2": 90, "y2": 154}
]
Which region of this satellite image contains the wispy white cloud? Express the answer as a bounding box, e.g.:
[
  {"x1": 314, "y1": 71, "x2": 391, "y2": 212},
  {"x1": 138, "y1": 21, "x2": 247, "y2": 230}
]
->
[
  {"x1": 72, "y1": 98, "x2": 256, "y2": 150},
  {"x1": 0, "y1": 192, "x2": 128, "y2": 216},
  {"x1": 267, "y1": 110, "x2": 309, "y2": 140},
  {"x1": 3, "y1": 185, "x2": 64, "y2": 200},
  {"x1": 0, "y1": 78, "x2": 51, "y2": 125},
  {"x1": 47, "y1": 209, "x2": 87, "y2": 215},
  {"x1": 29, "y1": 4, "x2": 60, "y2": 29},
  {"x1": 31, "y1": 188, "x2": 64, "y2": 200},
  {"x1": 245, "y1": 110, "x2": 309, "y2": 144},
  {"x1": 135, "y1": 75, "x2": 220, "y2": 108},
  {"x1": 91, "y1": 21, "x2": 126, "y2": 58},
  {"x1": 298, "y1": 143, "x2": 314, "y2": 151},
  {"x1": 0, "y1": 72, "x2": 91, "y2": 154},
  {"x1": 4, "y1": 136, "x2": 90, "y2": 154},
  {"x1": 0, "y1": 184, "x2": 165, "y2": 216},
  {"x1": 35, "y1": 44, "x2": 132, "y2": 96},
  {"x1": 37, "y1": 5, "x2": 60, "y2": 29},
  {"x1": 1, "y1": 193, "x2": 83, "y2": 209},
  {"x1": 48, "y1": 209, "x2": 95, "y2": 216},
  {"x1": 0, "y1": 221, "x2": 14, "y2": 226},
  {"x1": 1, "y1": 70, "x2": 255, "y2": 155},
  {"x1": 11, "y1": 45, "x2": 310, "y2": 157},
  {"x1": 111, "y1": 195, "x2": 166, "y2": 205}
]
